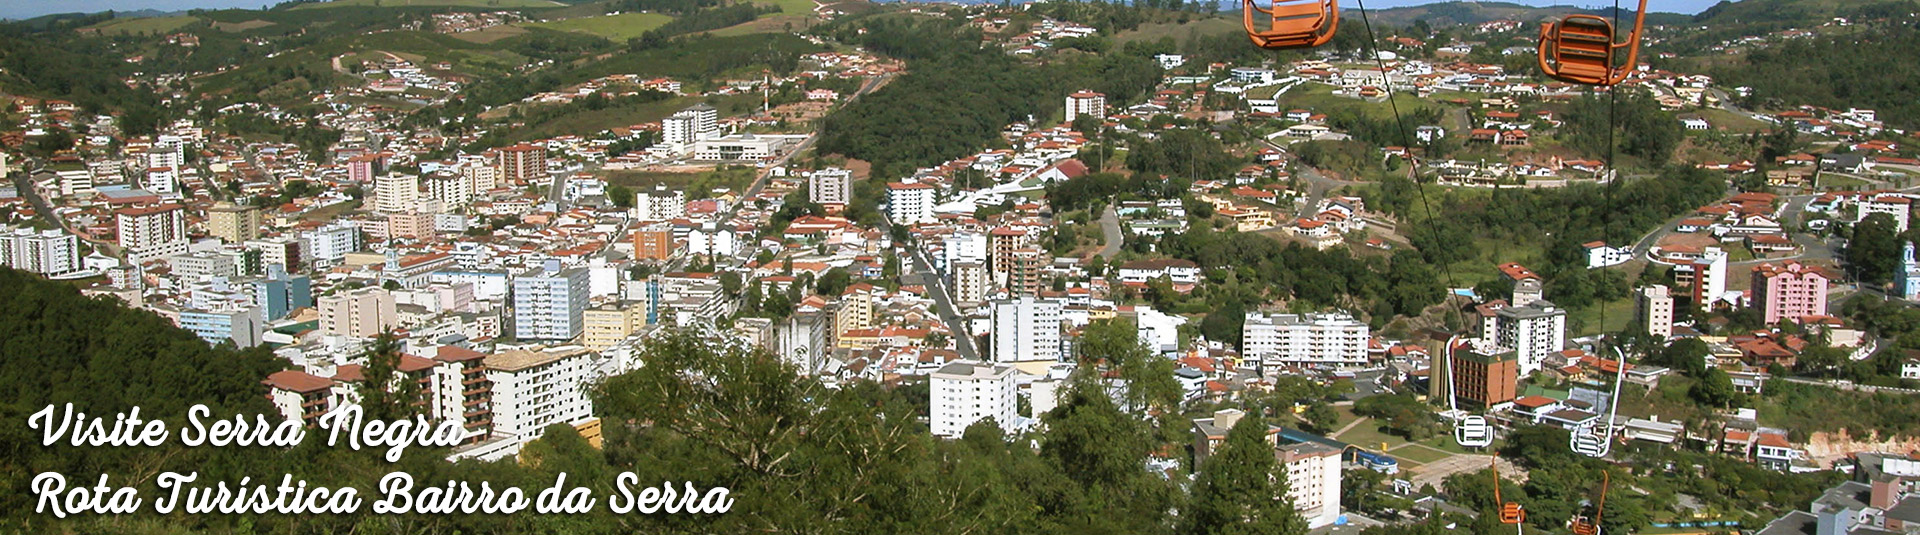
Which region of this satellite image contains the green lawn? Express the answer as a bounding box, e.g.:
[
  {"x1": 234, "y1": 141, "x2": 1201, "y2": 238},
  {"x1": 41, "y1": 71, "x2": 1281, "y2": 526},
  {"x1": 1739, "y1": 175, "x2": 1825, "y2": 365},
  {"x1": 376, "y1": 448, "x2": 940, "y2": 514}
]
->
[
  {"x1": 1567, "y1": 294, "x2": 1636, "y2": 336},
  {"x1": 755, "y1": 0, "x2": 816, "y2": 14},
  {"x1": 523, "y1": 12, "x2": 675, "y2": 41},
  {"x1": 1693, "y1": 107, "x2": 1772, "y2": 134},
  {"x1": 295, "y1": 0, "x2": 564, "y2": 8},
  {"x1": 84, "y1": 15, "x2": 198, "y2": 35},
  {"x1": 1271, "y1": 83, "x2": 1443, "y2": 121},
  {"x1": 1112, "y1": 17, "x2": 1241, "y2": 45},
  {"x1": 1386, "y1": 443, "x2": 1454, "y2": 464},
  {"x1": 1333, "y1": 421, "x2": 1406, "y2": 453}
]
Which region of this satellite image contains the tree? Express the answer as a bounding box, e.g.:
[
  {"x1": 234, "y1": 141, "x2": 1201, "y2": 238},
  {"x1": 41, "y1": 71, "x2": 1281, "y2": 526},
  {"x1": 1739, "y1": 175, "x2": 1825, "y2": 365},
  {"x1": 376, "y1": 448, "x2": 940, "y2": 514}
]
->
[
  {"x1": 1302, "y1": 402, "x2": 1339, "y2": 435},
  {"x1": 356, "y1": 331, "x2": 422, "y2": 421},
  {"x1": 1078, "y1": 318, "x2": 1180, "y2": 415},
  {"x1": 608, "y1": 184, "x2": 634, "y2": 208},
  {"x1": 1849, "y1": 212, "x2": 1902, "y2": 285},
  {"x1": 1185, "y1": 415, "x2": 1309, "y2": 535},
  {"x1": 1691, "y1": 367, "x2": 1739, "y2": 408}
]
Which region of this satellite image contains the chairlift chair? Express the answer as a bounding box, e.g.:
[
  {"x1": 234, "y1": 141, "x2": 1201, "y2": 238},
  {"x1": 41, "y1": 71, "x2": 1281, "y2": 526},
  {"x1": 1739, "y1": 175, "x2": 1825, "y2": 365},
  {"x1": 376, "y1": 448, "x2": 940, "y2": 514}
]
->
[
  {"x1": 1456, "y1": 415, "x2": 1493, "y2": 448},
  {"x1": 1243, "y1": 0, "x2": 1339, "y2": 50},
  {"x1": 1568, "y1": 471, "x2": 1612, "y2": 535},
  {"x1": 1570, "y1": 422, "x2": 1612, "y2": 458},
  {"x1": 1535, "y1": 0, "x2": 1649, "y2": 86},
  {"x1": 1491, "y1": 453, "x2": 1526, "y2": 524}
]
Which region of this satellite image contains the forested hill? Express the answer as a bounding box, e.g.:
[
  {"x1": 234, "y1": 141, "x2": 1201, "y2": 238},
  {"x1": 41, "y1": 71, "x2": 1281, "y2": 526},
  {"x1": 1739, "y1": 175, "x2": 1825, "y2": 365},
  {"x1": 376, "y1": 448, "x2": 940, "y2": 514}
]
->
[
  {"x1": 1340, "y1": 1, "x2": 1692, "y2": 27},
  {"x1": 1692, "y1": 0, "x2": 1919, "y2": 25},
  {"x1": 1703, "y1": 6, "x2": 1920, "y2": 127}
]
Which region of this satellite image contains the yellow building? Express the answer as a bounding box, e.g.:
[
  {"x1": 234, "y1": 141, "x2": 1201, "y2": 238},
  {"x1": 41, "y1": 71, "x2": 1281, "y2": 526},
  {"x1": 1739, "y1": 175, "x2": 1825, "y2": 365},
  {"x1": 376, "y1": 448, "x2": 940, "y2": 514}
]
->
[
  {"x1": 581, "y1": 304, "x2": 643, "y2": 351},
  {"x1": 206, "y1": 202, "x2": 262, "y2": 244}
]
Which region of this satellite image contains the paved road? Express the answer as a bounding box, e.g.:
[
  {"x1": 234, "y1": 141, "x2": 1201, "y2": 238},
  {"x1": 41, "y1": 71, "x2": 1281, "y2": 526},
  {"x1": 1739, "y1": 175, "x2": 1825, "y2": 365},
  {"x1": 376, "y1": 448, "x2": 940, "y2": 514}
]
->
[
  {"x1": 1094, "y1": 203, "x2": 1121, "y2": 259},
  {"x1": 905, "y1": 238, "x2": 980, "y2": 360}
]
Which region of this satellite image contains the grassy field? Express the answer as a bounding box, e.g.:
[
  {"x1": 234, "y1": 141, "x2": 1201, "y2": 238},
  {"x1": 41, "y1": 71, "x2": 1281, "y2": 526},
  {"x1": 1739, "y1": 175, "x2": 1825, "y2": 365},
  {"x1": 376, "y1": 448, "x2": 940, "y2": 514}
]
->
[
  {"x1": 711, "y1": 13, "x2": 810, "y2": 36},
  {"x1": 508, "y1": 93, "x2": 757, "y2": 141},
  {"x1": 211, "y1": 19, "x2": 276, "y2": 32},
  {"x1": 1694, "y1": 107, "x2": 1773, "y2": 134},
  {"x1": 447, "y1": 24, "x2": 528, "y2": 43},
  {"x1": 756, "y1": 0, "x2": 817, "y2": 15},
  {"x1": 1272, "y1": 83, "x2": 1443, "y2": 121},
  {"x1": 1113, "y1": 17, "x2": 1240, "y2": 45},
  {"x1": 84, "y1": 15, "x2": 198, "y2": 35},
  {"x1": 523, "y1": 12, "x2": 675, "y2": 41},
  {"x1": 295, "y1": 0, "x2": 565, "y2": 8},
  {"x1": 1567, "y1": 294, "x2": 1637, "y2": 336},
  {"x1": 604, "y1": 167, "x2": 758, "y2": 196}
]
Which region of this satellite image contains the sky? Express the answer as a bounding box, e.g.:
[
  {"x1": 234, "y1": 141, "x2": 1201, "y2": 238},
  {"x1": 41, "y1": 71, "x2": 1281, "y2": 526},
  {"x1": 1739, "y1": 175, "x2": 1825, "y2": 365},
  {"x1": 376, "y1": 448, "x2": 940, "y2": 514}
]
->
[
  {"x1": 0, "y1": 0, "x2": 275, "y2": 20},
  {"x1": 0, "y1": 0, "x2": 1724, "y2": 20}
]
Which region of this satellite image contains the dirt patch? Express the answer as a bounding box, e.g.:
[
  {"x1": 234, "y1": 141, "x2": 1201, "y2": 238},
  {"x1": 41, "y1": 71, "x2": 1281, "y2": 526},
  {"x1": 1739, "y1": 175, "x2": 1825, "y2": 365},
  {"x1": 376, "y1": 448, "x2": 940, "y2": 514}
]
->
[
  {"x1": 1804, "y1": 429, "x2": 1920, "y2": 468},
  {"x1": 449, "y1": 25, "x2": 528, "y2": 44},
  {"x1": 212, "y1": 19, "x2": 275, "y2": 32}
]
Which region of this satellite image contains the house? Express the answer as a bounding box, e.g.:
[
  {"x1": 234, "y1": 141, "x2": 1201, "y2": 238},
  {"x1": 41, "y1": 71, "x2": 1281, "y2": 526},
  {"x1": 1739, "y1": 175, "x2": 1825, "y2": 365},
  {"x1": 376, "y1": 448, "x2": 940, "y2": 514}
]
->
[{"x1": 1117, "y1": 258, "x2": 1201, "y2": 286}]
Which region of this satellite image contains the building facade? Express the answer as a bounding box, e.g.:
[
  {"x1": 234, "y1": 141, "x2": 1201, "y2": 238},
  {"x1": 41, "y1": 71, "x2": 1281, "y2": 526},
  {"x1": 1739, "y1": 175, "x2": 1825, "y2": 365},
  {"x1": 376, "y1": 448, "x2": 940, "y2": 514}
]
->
[
  {"x1": 1751, "y1": 261, "x2": 1829, "y2": 324},
  {"x1": 1241, "y1": 312, "x2": 1371, "y2": 369},
  {"x1": 1494, "y1": 300, "x2": 1568, "y2": 375},
  {"x1": 0, "y1": 227, "x2": 81, "y2": 276},
  {"x1": 319, "y1": 286, "x2": 398, "y2": 338},
  {"x1": 512, "y1": 267, "x2": 590, "y2": 342},
  {"x1": 991, "y1": 296, "x2": 1063, "y2": 365},
  {"x1": 1640, "y1": 284, "x2": 1676, "y2": 339},
  {"x1": 929, "y1": 360, "x2": 1018, "y2": 438}
]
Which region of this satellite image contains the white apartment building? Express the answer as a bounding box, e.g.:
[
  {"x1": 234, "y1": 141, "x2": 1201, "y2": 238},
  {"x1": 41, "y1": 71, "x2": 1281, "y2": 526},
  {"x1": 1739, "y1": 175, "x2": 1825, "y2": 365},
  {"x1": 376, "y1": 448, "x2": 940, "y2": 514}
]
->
[
  {"x1": 483, "y1": 346, "x2": 597, "y2": 443},
  {"x1": 374, "y1": 172, "x2": 420, "y2": 213},
  {"x1": 116, "y1": 204, "x2": 188, "y2": 264},
  {"x1": 1857, "y1": 194, "x2": 1914, "y2": 232},
  {"x1": 1066, "y1": 90, "x2": 1107, "y2": 122},
  {"x1": 809, "y1": 167, "x2": 852, "y2": 206},
  {"x1": 635, "y1": 186, "x2": 686, "y2": 221},
  {"x1": 319, "y1": 286, "x2": 399, "y2": 338},
  {"x1": 0, "y1": 227, "x2": 81, "y2": 276},
  {"x1": 513, "y1": 267, "x2": 590, "y2": 342},
  {"x1": 991, "y1": 296, "x2": 1063, "y2": 365},
  {"x1": 461, "y1": 162, "x2": 498, "y2": 193},
  {"x1": 1280, "y1": 439, "x2": 1344, "y2": 528},
  {"x1": 1640, "y1": 285, "x2": 1675, "y2": 339},
  {"x1": 1241, "y1": 312, "x2": 1370, "y2": 369},
  {"x1": 426, "y1": 171, "x2": 473, "y2": 210},
  {"x1": 886, "y1": 181, "x2": 936, "y2": 226},
  {"x1": 302, "y1": 222, "x2": 362, "y2": 268},
  {"x1": 1494, "y1": 300, "x2": 1568, "y2": 375},
  {"x1": 930, "y1": 360, "x2": 1018, "y2": 438}
]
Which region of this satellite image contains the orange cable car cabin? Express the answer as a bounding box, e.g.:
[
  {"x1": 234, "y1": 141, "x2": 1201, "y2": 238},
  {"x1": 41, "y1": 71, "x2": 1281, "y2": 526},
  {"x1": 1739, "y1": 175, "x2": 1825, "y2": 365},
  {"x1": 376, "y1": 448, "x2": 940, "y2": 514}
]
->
[
  {"x1": 1243, "y1": 0, "x2": 1339, "y2": 50},
  {"x1": 1536, "y1": 0, "x2": 1649, "y2": 86}
]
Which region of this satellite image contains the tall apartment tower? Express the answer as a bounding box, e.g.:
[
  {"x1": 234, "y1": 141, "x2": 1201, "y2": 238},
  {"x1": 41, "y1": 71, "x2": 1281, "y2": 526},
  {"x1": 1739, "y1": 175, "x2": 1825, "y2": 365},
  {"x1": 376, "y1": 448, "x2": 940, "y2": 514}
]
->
[
  {"x1": 809, "y1": 167, "x2": 852, "y2": 206},
  {"x1": 1751, "y1": 261, "x2": 1829, "y2": 325},
  {"x1": 513, "y1": 266, "x2": 590, "y2": 342},
  {"x1": 990, "y1": 296, "x2": 1062, "y2": 365},
  {"x1": 1065, "y1": 91, "x2": 1107, "y2": 122},
  {"x1": 374, "y1": 173, "x2": 421, "y2": 213},
  {"x1": 116, "y1": 204, "x2": 189, "y2": 263},
  {"x1": 1639, "y1": 285, "x2": 1676, "y2": 339},
  {"x1": 206, "y1": 202, "x2": 263, "y2": 244},
  {"x1": 497, "y1": 143, "x2": 547, "y2": 185},
  {"x1": 929, "y1": 360, "x2": 1017, "y2": 438},
  {"x1": 319, "y1": 286, "x2": 398, "y2": 338}
]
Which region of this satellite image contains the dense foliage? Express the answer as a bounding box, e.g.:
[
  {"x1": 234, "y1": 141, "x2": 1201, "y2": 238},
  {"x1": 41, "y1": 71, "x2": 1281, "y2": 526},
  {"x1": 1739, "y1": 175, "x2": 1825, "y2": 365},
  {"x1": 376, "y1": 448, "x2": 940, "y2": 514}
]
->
[
  {"x1": 1710, "y1": 17, "x2": 1920, "y2": 127},
  {"x1": 818, "y1": 16, "x2": 1161, "y2": 178}
]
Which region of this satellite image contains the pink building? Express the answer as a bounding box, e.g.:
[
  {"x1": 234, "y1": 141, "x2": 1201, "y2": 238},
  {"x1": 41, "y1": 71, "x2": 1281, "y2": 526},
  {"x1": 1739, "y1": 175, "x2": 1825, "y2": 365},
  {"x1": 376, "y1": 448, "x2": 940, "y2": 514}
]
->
[{"x1": 1750, "y1": 261, "x2": 1828, "y2": 325}]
